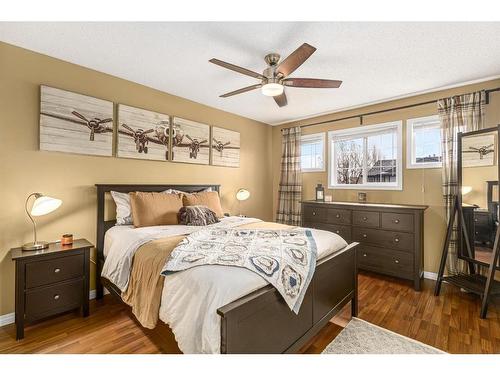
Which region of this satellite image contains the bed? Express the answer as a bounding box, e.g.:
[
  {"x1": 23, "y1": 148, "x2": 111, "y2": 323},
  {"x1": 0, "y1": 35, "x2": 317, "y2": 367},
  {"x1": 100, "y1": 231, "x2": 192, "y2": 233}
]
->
[{"x1": 95, "y1": 184, "x2": 358, "y2": 354}]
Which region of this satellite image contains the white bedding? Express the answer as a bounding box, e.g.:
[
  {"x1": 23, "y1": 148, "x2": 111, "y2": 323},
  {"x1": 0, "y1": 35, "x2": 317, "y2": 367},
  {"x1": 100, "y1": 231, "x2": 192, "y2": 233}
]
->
[{"x1": 102, "y1": 217, "x2": 348, "y2": 354}]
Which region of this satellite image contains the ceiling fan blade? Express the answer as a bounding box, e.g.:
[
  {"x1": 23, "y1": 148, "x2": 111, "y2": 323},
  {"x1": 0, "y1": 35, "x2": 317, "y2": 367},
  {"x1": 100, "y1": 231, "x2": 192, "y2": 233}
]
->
[
  {"x1": 273, "y1": 91, "x2": 288, "y2": 107},
  {"x1": 209, "y1": 58, "x2": 265, "y2": 80},
  {"x1": 220, "y1": 84, "x2": 262, "y2": 98},
  {"x1": 283, "y1": 78, "x2": 342, "y2": 88},
  {"x1": 277, "y1": 43, "x2": 316, "y2": 77}
]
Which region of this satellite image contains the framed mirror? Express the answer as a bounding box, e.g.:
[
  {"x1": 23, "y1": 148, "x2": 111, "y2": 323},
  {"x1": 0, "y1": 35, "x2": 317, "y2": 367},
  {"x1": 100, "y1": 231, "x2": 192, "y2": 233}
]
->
[{"x1": 458, "y1": 125, "x2": 500, "y2": 270}]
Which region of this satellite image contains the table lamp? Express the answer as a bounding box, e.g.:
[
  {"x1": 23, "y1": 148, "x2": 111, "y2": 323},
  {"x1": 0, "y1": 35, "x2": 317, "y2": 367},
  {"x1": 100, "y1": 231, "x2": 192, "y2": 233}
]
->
[
  {"x1": 23, "y1": 193, "x2": 62, "y2": 251},
  {"x1": 236, "y1": 188, "x2": 250, "y2": 216}
]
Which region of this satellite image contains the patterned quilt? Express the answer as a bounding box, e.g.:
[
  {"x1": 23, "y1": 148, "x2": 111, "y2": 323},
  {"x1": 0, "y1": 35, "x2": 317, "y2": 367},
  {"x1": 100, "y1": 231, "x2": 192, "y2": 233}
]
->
[{"x1": 161, "y1": 227, "x2": 318, "y2": 313}]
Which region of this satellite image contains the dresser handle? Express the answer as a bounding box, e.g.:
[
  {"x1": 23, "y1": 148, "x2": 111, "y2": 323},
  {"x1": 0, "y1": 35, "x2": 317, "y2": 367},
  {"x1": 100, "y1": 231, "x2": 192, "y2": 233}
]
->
[
  {"x1": 363, "y1": 253, "x2": 367, "y2": 257},
  {"x1": 335, "y1": 230, "x2": 340, "y2": 234},
  {"x1": 54, "y1": 294, "x2": 60, "y2": 300},
  {"x1": 394, "y1": 259, "x2": 400, "y2": 264},
  {"x1": 335, "y1": 214, "x2": 340, "y2": 218},
  {"x1": 474, "y1": 218, "x2": 478, "y2": 222},
  {"x1": 312, "y1": 211, "x2": 316, "y2": 216},
  {"x1": 394, "y1": 238, "x2": 400, "y2": 243},
  {"x1": 362, "y1": 234, "x2": 367, "y2": 238},
  {"x1": 362, "y1": 217, "x2": 368, "y2": 221},
  {"x1": 394, "y1": 219, "x2": 400, "y2": 224},
  {"x1": 54, "y1": 268, "x2": 61, "y2": 273}
]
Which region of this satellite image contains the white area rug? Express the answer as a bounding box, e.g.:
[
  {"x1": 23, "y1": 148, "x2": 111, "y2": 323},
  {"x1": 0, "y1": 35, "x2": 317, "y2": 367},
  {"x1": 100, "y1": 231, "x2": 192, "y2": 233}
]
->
[{"x1": 322, "y1": 318, "x2": 445, "y2": 354}]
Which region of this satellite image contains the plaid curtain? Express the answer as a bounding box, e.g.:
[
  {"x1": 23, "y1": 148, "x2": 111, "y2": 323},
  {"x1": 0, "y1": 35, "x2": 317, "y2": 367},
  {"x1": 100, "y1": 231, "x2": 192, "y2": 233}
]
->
[
  {"x1": 438, "y1": 91, "x2": 485, "y2": 274},
  {"x1": 276, "y1": 126, "x2": 302, "y2": 225}
]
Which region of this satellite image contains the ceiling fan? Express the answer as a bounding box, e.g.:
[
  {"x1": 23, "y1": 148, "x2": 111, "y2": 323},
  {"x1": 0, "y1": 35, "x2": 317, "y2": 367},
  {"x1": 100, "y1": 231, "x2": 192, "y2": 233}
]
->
[{"x1": 209, "y1": 43, "x2": 342, "y2": 108}]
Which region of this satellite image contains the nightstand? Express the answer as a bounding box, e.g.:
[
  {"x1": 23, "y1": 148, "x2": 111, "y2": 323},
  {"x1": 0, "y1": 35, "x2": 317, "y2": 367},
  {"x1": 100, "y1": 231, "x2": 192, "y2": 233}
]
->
[{"x1": 11, "y1": 239, "x2": 93, "y2": 340}]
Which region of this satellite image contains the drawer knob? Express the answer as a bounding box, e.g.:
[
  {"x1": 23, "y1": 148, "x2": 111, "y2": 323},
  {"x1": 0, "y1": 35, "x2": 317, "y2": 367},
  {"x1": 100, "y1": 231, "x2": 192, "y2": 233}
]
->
[
  {"x1": 312, "y1": 212, "x2": 316, "y2": 216},
  {"x1": 362, "y1": 217, "x2": 368, "y2": 221},
  {"x1": 394, "y1": 219, "x2": 400, "y2": 224},
  {"x1": 363, "y1": 253, "x2": 367, "y2": 257},
  {"x1": 394, "y1": 259, "x2": 400, "y2": 264},
  {"x1": 335, "y1": 214, "x2": 340, "y2": 218},
  {"x1": 362, "y1": 234, "x2": 367, "y2": 238},
  {"x1": 54, "y1": 268, "x2": 61, "y2": 273},
  {"x1": 394, "y1": 238, "x2": 400, "y2": 243},
  {"x1": 335, "y1": 230, "x2": 340, "y2": 234},
  {"x1": 474, "y1": 218, "x2": 478, "y2": 222},
  {"x1": 54, "y1": 294, "x2": 60, "y2": 300}
]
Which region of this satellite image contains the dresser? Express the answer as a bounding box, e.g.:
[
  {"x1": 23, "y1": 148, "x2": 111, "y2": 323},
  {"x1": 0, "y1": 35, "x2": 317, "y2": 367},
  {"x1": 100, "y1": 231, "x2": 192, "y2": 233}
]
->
[
  {"x1": 11, "y1": 239, "x2": 92, "y2": 340},
  {"x1": 301, "y1": 201, "x2": 427, "y2": 290}
]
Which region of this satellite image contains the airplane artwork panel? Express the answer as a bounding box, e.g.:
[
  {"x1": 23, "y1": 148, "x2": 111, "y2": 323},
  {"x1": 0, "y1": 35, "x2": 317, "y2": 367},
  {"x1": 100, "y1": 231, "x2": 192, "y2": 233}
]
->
[{"x1": 39, "y1": 85, "x2": 113, "y2": 156}]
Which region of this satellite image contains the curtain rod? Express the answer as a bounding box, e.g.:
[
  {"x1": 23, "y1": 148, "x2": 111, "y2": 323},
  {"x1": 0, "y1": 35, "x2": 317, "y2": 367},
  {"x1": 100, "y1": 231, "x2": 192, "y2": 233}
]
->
[{"x1": 299, "y1": 87, "x2": 500, "y2": 129}]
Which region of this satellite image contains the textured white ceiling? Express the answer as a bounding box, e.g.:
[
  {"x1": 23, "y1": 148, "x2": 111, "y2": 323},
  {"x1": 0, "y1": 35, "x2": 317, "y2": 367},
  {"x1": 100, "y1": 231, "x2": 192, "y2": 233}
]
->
[{"x1": 1, "y1": 22, "x2": 499, "y2": 125}]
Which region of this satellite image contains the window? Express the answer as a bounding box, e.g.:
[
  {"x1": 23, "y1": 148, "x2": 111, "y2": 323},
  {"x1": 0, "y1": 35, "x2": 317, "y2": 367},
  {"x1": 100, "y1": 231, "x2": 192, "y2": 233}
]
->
[
  {"x1": 301, "y1": 133, "x2": 325, "y2": 172},
  {"x1": 328, "y1": 121, "x2": 403, "y2": 190},
  {"x1": 406, "y1": 115, "x2": 442, "y2": 169}
]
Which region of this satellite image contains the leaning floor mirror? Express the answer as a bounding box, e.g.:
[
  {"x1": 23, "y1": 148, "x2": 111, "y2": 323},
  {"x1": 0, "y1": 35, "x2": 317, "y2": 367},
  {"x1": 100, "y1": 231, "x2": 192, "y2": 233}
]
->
[
  {"x1": 459, "y1": 126, "x2": 500, "y2": 269},
  {"x1": 435, "y1": 124, "x2": 500, "y2": 319}
]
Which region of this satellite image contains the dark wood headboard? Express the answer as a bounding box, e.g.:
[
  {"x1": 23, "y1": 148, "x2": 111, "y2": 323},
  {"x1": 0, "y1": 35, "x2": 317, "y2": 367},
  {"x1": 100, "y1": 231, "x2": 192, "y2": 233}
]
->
[{"x1": 95, "y1": 184, "x2": 220, "y2": 263}]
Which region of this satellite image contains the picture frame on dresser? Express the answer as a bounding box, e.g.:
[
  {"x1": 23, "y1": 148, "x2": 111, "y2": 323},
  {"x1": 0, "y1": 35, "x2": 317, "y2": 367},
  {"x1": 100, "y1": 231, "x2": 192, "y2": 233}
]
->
[{"x1": 301, "y1": 200, "x2": 427, "y2": 290}]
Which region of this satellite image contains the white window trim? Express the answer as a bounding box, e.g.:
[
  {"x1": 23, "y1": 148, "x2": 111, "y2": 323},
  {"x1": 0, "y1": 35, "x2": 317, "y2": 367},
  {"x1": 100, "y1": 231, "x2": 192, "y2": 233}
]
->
[
  {"x1": 406, "y1": 115, "x2": 442, "y2": 169},
  {"x1": 328, "y1": 121, "x2": 403, "y2": 191},
  {"x1": 301, "y1": 132, "x2": 326, "y2": 172}
]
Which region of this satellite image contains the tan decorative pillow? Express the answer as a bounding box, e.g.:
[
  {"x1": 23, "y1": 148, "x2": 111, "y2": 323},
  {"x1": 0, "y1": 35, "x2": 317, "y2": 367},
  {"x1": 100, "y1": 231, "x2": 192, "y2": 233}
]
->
[
  {"x1": 182, "y1": 191, "x2": 224, "y2": 218},
  {"x1": 129, "y1": 192, "x2": 183, "y2": 228}
]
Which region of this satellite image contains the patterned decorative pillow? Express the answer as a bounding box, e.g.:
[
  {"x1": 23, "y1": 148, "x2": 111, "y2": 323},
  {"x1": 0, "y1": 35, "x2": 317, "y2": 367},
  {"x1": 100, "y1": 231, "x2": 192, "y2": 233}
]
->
[{"x1": 178, "y1": 205, "x2": 220, "y2": 226}]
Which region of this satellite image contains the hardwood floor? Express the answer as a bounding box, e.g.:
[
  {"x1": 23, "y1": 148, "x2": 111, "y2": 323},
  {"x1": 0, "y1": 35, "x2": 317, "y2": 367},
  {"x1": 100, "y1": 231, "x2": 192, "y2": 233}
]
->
[{"x1": 1, "y1": 271, "x2": 499, "y2": 354}]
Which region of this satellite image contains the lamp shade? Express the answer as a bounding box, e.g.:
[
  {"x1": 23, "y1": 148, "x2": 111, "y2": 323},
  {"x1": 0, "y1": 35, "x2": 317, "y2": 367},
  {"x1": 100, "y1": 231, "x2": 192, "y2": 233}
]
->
[
  {"x1": 31, "y1": 195, "x2": 62, "y2": 216},
  {"x1": 461, "y1": 186, "x2": 473, "y2": 196},
  {"x1": 236, "y1": 189, "x2": 250, "y2": 202}
]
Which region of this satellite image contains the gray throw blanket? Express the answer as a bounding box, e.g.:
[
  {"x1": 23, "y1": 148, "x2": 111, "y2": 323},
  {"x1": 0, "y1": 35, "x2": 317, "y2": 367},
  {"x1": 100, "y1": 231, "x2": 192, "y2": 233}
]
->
[
  {"x1": 161, "y1": 227, "x2": 318, "y2": 313},
  {"x1": 178, "y1": 205, "x2": 219, "y2": 226}
]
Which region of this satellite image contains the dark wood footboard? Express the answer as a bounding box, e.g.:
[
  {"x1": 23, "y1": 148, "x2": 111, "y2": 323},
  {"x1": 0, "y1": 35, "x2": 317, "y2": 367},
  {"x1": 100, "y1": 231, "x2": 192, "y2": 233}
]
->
[{"x1": 217, "y1": 242, "x2": 358, "y2": 354}]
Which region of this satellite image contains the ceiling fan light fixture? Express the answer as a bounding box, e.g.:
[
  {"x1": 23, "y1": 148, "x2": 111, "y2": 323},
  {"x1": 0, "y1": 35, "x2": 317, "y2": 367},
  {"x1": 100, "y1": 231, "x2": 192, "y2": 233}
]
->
[{"x1": 261, "y1": 83, "x2": 284, "y2": 97}]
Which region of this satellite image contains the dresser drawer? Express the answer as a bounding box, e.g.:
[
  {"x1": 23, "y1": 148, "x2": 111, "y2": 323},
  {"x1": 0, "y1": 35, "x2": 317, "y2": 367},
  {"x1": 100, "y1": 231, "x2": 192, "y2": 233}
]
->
[
  {"x1": 25, "y1": 254, "x2": 84, "y2": 289},
  {"x1": 326, "y1": 208, "x2": 351, "y2": 225},
  {"x1": 303, "y1": 205, "x2": 326, "y2": 222},
  {"x1": 25, "y1": 279, "x2": 83, "y2": 321},
  {"x1": 352, "y1": 227, "x2": 414, "y2": 252},
  {"x1": 381, "y1": 212, "x2": 414, "y2": 232},
  {"x1": 303, "y1": 222, "x2": 351, "y2": 242},
  {"x1": 357, "y1": 245, "x2": 413, "y2": 279},
  {"x1": 353, "y1": 210, "x2": 380, "y2": 227}
]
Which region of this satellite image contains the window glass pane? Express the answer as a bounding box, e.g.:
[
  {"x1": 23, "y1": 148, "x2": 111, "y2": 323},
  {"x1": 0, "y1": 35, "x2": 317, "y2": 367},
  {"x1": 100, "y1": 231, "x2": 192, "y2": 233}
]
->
[
  {"x1": 301, "y1": 135, "x2": 324, "y2": 170},
  {"x1": 367, "y1": 131, "x2": 397, "y2": 183},
  {"x1": 410, "y1": 118, "x2": 442, "y2": 166},
  {"x1": 330, "y1": 122, "x2": 401, "y2": 189}
]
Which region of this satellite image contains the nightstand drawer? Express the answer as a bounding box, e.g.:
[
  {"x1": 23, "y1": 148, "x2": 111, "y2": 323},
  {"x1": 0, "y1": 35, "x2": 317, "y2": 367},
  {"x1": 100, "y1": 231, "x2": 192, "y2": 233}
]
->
[
  {"x1": 26, "y1": 254, "x2": 84, "y2": 289},
  {"x1": 25, "y1": 279, "x2": 83, "y2": 321}
]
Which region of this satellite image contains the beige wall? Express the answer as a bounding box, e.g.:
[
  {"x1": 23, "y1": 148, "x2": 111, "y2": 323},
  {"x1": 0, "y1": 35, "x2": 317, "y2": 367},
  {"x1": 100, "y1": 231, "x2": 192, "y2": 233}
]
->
[
  {"x1": 0, "y1": 42, "x2": 273, "y2": 315},
  {"x1": 272, "y1": 79, "x2": 500, "y2": 276}
]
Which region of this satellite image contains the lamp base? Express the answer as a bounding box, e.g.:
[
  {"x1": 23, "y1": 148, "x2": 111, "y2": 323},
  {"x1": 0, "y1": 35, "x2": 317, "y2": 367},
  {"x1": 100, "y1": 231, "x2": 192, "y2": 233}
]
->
[{"x1": 22, "y1": 241, "x2": 49, "y2": 251}]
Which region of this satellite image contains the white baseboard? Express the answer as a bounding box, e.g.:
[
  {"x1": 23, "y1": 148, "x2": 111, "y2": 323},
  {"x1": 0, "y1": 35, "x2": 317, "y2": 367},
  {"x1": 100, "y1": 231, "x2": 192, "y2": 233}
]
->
[
  {"x1": 0, "y1": 288, "x2": 110, "y2": 327},
  {"x1": 423, "y1": 271, "x2": 438, "y2": 280},
  {"x1": 0, "y1": 312, "x2": 15, "y2": 327}
]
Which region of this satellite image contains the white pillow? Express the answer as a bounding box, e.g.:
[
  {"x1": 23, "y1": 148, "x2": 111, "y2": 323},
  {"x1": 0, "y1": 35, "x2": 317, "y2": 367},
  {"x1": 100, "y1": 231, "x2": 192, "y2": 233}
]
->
[{"x1": 110, "y1": 191, "x2": 133, "y2": 225}]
